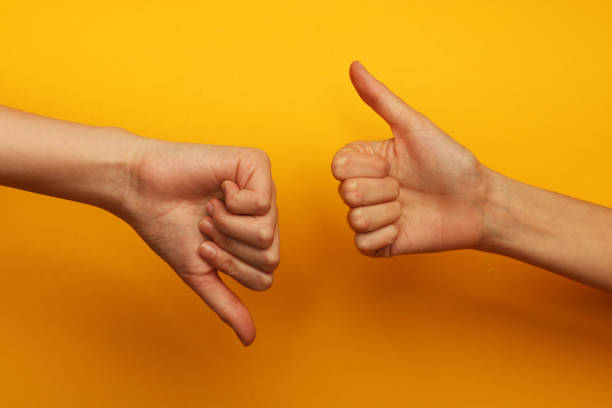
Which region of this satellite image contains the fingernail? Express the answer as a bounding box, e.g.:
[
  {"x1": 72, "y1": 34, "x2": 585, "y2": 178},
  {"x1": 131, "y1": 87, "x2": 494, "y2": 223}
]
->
[
  {"x1": 200, "y1": 242, "x2": 216, "y2": 258},
  {"x1": 200, "y1": 217, "x2": 213, "y2": 233},
  {"x1": 206, "y1": 201, "x2": 214, "y2": 216}
]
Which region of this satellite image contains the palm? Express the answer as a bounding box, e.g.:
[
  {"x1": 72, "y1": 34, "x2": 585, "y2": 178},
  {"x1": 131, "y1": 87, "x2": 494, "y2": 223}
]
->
[
  {"x1": 127, "y1": 143, "x2": 227, "y2": 277},
  {"x1": 386, "y1": 127, "x2": 486, "y2": 254}
]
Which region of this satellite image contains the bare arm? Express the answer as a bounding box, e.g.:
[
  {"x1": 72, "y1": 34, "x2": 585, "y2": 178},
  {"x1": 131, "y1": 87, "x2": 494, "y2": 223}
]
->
[
  {"x1": 332, "y1": 62, "x2": 612, "y2": 291},
  {"x1": 480, "y1": 169, "x2": 612, "y2": 289},
  {"x1": 0, "y1": 106, "x2": 136, "y2": 214},
  {"x1": 0, "y1": 105, "x2": 280, "y2": 345}
]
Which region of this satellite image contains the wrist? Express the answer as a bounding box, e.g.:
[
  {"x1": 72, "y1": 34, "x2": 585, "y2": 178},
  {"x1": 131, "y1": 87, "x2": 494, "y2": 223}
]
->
[
  {"x1": 475, "y1": 167, "x2": 518, "y2": 252},
  {"x1": 91, "y1": 126, "x2": 150, "y2": 220}
]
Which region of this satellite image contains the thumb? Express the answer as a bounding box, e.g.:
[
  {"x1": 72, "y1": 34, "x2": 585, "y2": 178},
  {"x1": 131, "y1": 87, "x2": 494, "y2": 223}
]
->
[
  {"x1": 182, "y1": 270, "x2": 256, "y2": 346},
  {"x1": 349, "y1": 61, "x2": 424, "y2": 131}
]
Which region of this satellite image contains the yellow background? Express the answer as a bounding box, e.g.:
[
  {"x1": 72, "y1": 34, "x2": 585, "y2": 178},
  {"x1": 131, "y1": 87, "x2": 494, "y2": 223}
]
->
[{"x1": 2, "y1": 1, "x2": 612, "y2": 406}]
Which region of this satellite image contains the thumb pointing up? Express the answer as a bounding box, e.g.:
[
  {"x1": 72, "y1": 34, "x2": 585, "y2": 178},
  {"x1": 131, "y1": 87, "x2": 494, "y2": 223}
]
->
[{"x1": 349, "y1": 61, "x2": 430, "y2": 135}]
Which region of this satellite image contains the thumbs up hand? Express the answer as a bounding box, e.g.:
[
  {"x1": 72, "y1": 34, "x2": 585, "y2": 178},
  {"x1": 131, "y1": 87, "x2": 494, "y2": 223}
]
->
[{"x1": 332, "y1": 62, "x2": 490, "y2": 257}]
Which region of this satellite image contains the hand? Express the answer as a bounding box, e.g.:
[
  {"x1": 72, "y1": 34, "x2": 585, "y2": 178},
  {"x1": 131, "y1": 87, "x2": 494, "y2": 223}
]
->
[
  {"x1": 121, "y1": 137, "x2": 279, "y2": 346},
  {"x1": 0, "y1": 105, "x2": 278, "y2": 346},
  {"x1": 332, "y1": 62, "x2": 490, "y2": 257}
]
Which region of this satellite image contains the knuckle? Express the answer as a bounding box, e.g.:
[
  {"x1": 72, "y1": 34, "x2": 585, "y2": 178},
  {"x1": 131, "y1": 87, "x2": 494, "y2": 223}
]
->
[
  {"x1": 256, "y1": 226, "x2": 275, "y2": 248},
  {"x1": 253, "y1": 272, "x2": 273, "y2": 291},
  {"x1": 349, "y1": 209, "x2": 369, "y2": 232},
  {"x1": 354, "y1": 234, "x2": 371, "y2": 253},
  {"x1": 254, "y1": 195, "x2": 271, "y2": 214},
  {"x1": 262, "y1": 250, "x2": 280, "y2": 271},
  {"x1": 217, "y1": 254, "x2": 235, "y2": 274},
  {"x1": 345, "y1": 141, "x2": 365, "y2": 150},
  {"x1": 224, "y1": 197, "x2": 240, "y2": 213},
  {"x1": 252, "y1": 147, "x2": 270, "y2": 163},
  {"x1": 342, "y1": 180, "x2": 361, "y2": 206},
  {"x1": 240, "y1": 148, "x2": 271, "y2": 177},
  {"x1": 181, "y1": 263, "x2": 210, "y2": 280},
  {"x1": 244, "y1": 147, "x2": 271, "y2": 170},
  {"x1": 331, "y1": 153, "x2": 349, "y2": 178}
]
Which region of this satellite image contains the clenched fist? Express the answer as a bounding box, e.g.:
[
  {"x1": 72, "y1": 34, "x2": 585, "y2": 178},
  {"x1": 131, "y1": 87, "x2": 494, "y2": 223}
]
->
[{"x1": 332, "y1": 62, "x2": 489, "y2": 257}]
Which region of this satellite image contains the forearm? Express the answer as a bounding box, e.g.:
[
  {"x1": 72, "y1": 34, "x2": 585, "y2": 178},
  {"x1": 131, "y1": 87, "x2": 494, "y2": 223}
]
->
[
  {"x1": 479, "y1": 168, "x2": 612, "y2": 289},
  {"x1": 0, "y1": 106, "x2": 139, "y2": 215}
]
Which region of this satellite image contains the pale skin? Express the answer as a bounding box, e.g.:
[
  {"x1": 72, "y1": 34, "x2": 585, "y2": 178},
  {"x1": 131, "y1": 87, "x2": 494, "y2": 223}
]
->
[
  {"x1": 3, "y1": 65, "x2": 612, "y2": 351},
  {"x1": 0, "y1": 106, "x2": 280, "y2": 345},
  {"x1": 333, "y1": 61, "x2": 612, "y2": 290}
]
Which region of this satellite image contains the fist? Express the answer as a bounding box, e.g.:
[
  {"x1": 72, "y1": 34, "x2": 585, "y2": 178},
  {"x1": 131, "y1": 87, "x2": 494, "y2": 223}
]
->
[{"x1": 332, "y1": 62, "x2": 490, "y2": 257}]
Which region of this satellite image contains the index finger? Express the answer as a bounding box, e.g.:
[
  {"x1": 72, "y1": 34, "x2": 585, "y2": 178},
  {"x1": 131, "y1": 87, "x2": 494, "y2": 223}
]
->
[
  {"x1": 331, "y1": 150, "x2": 390, "y2": 181},
  {"x1": 224, "y1": 152, "x2": 274, "y2": 216}
]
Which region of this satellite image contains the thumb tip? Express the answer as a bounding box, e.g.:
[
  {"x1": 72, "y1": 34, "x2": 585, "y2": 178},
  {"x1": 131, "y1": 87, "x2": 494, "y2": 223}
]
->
[
  {"x1": 350, "y1": 60, "x2": 363, "y2": 73},
  {"x1": 237, "y1": 326, "x2": 256, "y2": 347},
  {"x1": 349, "y1": 61, "x2": 373, "y2": 88}
]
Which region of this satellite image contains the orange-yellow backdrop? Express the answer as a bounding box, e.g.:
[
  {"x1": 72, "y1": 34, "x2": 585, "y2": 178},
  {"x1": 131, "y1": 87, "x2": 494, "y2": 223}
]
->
[{"x1": 2, "y1": 1, "x2": 612, "y2": 406}]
